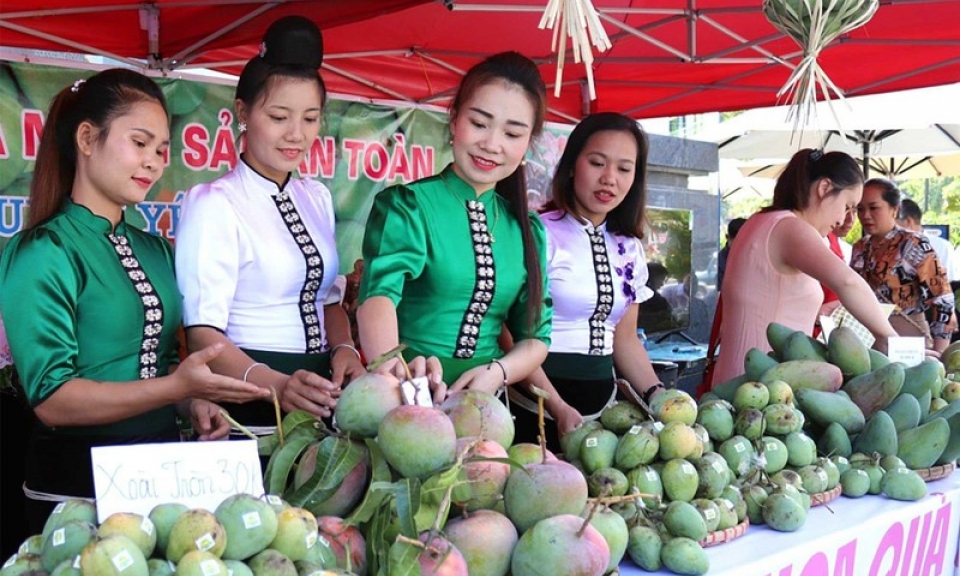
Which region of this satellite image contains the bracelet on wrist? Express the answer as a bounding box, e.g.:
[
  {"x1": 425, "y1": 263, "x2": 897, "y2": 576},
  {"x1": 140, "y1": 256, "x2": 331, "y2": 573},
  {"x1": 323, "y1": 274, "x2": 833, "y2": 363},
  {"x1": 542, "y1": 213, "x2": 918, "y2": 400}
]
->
[
  {"x1": 331, "y1": 343, "x2": 361, "y2": 360},
  {"x1": 641, "y1": 382, "x2": 665, "y2": 404},
  {"x1": 242, "y1": 362, "x2": 268, "y2": 382},
  {"x1": 488, "y1": 359, "x2": 508, "y2": 386}
]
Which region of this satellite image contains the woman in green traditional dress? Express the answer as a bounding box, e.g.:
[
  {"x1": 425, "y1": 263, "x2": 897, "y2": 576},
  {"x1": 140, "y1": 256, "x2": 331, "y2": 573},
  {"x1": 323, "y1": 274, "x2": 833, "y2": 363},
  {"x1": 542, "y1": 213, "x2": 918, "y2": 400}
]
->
[
  {"x1": 357, "y1": 51, "x2": 552, "y2": 402},
  {"x1": 0, "y1": 69, "x2": 268, "y2": 531}
]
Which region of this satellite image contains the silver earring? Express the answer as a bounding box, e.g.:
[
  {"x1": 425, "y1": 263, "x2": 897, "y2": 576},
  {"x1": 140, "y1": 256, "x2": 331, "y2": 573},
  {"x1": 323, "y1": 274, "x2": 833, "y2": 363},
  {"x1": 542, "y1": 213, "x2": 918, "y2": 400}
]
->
[
  {"x1": 238, "y1": 122, "x2": 247, "y2": 133},
  {"x1": 520, "y1": 159, "x2": 527, "y2": 167}
]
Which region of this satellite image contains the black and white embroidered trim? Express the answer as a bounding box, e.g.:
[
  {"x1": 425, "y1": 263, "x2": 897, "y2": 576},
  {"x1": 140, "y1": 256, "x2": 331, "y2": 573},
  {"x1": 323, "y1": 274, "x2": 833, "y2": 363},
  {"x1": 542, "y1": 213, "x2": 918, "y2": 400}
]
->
[
  {"x1": 107, "y1": 234, "x2": 163, "y2": 379},
  {"x1": 588, "y1": 228, "x2": 613, "y2": 355},
  {"x1": 272, "y1": 190, "x2": 326, "y2": 354},
  {"x1": 454, "y1": 200, "x2": 496, "y2": 358}
]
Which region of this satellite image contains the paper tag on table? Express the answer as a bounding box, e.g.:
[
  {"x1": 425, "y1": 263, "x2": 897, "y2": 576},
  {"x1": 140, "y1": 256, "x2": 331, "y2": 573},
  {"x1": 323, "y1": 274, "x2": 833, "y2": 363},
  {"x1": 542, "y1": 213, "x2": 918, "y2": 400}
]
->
[{"x1": 886, "y1": 336, "x2": 925, "y2": 367}]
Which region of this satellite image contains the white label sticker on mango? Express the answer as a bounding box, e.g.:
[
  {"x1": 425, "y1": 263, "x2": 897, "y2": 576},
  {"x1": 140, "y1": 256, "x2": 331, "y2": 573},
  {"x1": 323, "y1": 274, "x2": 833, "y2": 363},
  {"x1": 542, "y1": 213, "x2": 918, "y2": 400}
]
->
[
  {"x1": 242, "y1": 511, "x2": 262, "y2": 529},
  {"x1": 585, "y1": 438, "x2": 598, "y2": 448},
  {"x1": 140, "y1": 517, "x2": 154, "y2": 536},
  {"x1": 196, "y1": 533, "x2": 216, "y2": 552},
  {"x1": 111, "y1": 550, "x2": 135, "y2": 571},
  {"x1": 704, "y1": 508, "x2": 717, "y2": 520},
  {"x1": 646, "y1": 470, "x2": 657, "y2": 481},
  {"x1": 266, "y1": 495, "x2": 283, "y2": 506},
  {"x1": 305, "y1": 531, "x2": 318, "y2": 549},
  {"x1": 52, "y1": 502, "x2": 66, "y2": 515},
  {"x1": 53, "y1": 528, "x2": 66, "y2": 547},
  {"x1": 73, "y1": 556, "x2": 82, "y2": 569},
  {"x1": 3, "y1": 556, "x2": 16, "y2": 569},
  {"x1": 653, "y1": 422, "x2": 665, "y2": 433},
  {"x1": 734, "y1": 443, "x2": 745, "y2": 453},
  {"x1": 629, "y1": 425, "x2": 642, "y2": 435},
  {"x1": 200, "y1": 559, "x2": 222, "y2": 576},
  {"x1": 817, "y1": 469, "x2": 828, "y2": 482},
  {"x1": 681, "y1": 462, "x2": 696, "y2": 473},
  {"x1": 318, "y1": 535, "x2": 330, "y2": 548},
  {"x1": 712, "y1": 461, "x2": 726, "y2": 473}
]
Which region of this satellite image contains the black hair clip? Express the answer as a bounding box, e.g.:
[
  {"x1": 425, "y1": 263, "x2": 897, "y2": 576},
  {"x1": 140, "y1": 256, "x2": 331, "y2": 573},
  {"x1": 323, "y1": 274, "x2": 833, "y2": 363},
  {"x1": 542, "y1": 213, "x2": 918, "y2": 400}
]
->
[{"x1": 809, "y1": 149, "x2": 824, "y2": 162}]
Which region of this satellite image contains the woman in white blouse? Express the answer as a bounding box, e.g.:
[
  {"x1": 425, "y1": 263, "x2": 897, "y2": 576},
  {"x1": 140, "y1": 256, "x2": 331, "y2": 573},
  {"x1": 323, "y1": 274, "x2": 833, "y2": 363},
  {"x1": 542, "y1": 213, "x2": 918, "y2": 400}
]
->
[
  {"x1": 510, "y1": 112, "x2": 664, "y2": 452},
  {"x1": 175, "y1": 17, "x2": 364, "y2": 436}
]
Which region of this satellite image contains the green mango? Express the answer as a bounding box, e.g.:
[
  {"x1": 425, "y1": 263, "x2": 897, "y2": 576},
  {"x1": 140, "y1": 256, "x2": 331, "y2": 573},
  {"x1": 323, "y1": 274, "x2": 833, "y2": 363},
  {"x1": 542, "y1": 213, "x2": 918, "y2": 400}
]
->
[
  {"x1": 660, "y1": 537, "x2": 710, "y2": 576},
  {"x1": 901, "y1": 359, "x2": 945, "y2": 400},
  {"x1": 626, "y1": 525, "x2": 662, "y2": 571},
  {"x1": 744, "y1": 347, "x2": 780, "y2": 381},
  {"x1": 579, "y1": 429, "x2": 619, "y2": 474},
  {"x1": 696, "y1": 400, "x2": 735, "y2": 442},
  {"x1": 626, "y1": 465, "x2": 663, "y2": 509},
  {"x1": 839, "y1": 468, "x2": 871, "y2": 497},
  {"x1": 663, "y1": 501, "x2": 708, "y2": 541},
  {"x1": 600, "y1": 401, "x2": 647, "y2": 434},
  {"x1": 760, "y1": 360, "x2": 843, "y2": 393},
  {"x1": 41, "y1": 520, "x2": 96, "y2": 572},
  {"x1": 922, "y1": 398, "x2": 960, "y2": 425},
  {"x1": 560, "y1": 420, "x2": 603, "y2": 462},
  {"x1": 794, "y1": 388, "x2": 865, "y2": 434},
  {"x1": 766, "y1": 322, "x2": 797, "y2": 359},
  {"x1": 661, "y1": 458, "x2": 700, "y2": 502},
  {"x1": 694, "y1": 452, "x2": 731, "y2": 499},
  {"x1": 898, "y1": 418, "x2": 950, "y2": 469},
  {"x1": 869, "y1": 349, "x2": 892, "y2": 371},
  {"x1": 880, "y1": 468, "x2": 927, "y2": 501},
  {"x1": 781, "y1": 331, "x2": 828, "y2": 362},
  {"x1": 761, "y1": 492, "x2": 807, "y2": 532},
  {"x1": 711, "y1": 374, "x2": 750, "y2": 402},
  {"x1": 883, "y1": 393, "x2": 922, "y2": 433},
  {"x1": 615, "y1": 425, "x2": 660, "y2": 469},
  {"x1": 828, "y1": 325, "x2": 872, "y2": 379},
  {"x1": 841, "y1": 362, "x2": 905, "y2": 419},
  {"x1": 935, "y1": 412, "x2": 960, "y2": 465},
  {"x1": 853, "y1": 411, "x2": 899, "y2": 457},
  {"x1": 817, "y1": 422, "x2": 852, "y2": 458}
]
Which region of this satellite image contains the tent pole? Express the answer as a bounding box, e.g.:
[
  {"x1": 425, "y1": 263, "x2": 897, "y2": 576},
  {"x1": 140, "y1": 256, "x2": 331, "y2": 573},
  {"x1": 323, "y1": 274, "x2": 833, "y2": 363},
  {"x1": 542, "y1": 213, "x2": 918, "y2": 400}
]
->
[{"x1": 862, "y1": 141, "x2": 870, "y2": 179}]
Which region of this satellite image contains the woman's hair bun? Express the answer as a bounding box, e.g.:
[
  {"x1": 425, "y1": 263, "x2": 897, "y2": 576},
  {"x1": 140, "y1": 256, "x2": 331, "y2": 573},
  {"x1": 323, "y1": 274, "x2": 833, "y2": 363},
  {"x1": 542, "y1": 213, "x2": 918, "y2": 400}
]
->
[{"x1": 260, "y1": 15, "x2": 323, "y2": 69}]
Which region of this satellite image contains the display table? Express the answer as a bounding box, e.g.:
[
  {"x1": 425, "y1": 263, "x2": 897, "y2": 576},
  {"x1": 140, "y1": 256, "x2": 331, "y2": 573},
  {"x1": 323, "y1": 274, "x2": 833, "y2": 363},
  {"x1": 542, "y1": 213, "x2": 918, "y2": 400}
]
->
[{"x1": 620, "y1": 473, "x2": 960, "y2": 576}]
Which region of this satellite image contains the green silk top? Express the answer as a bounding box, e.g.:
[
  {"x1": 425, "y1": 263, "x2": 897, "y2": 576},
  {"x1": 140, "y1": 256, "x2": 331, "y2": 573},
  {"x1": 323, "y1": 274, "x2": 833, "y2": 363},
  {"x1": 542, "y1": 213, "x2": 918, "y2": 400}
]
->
[
  {"x1": 360, "y1": 165, "x2": 552, "y2": 382},
  {"x1": 0, "y1": 201, "x2": 181, "y2": 436}
]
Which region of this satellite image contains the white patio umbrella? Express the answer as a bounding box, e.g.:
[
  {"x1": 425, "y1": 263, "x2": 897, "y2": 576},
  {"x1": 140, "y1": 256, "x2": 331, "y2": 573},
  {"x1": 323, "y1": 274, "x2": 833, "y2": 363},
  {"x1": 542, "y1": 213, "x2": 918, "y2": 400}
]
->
[
  {"x1": 739, "y1": 151, "x2": 960, "y2": 180},
  {"x1": 692, "y1": 83, "x2": 960, "y2": 178}
]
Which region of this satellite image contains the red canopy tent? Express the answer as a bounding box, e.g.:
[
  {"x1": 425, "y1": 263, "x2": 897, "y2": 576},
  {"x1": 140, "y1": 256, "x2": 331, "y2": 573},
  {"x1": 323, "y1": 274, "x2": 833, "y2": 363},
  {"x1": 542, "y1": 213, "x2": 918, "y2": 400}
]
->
[{"x1": 2, "y1": 0, "x2": 960, "y2": 122}]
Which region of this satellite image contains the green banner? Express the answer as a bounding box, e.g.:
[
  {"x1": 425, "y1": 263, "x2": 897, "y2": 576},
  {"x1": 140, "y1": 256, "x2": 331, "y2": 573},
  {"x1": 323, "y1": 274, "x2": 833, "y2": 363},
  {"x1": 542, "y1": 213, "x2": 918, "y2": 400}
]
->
[{"x1": 0, "y1": 60, "x2": 574, "y2": 273}]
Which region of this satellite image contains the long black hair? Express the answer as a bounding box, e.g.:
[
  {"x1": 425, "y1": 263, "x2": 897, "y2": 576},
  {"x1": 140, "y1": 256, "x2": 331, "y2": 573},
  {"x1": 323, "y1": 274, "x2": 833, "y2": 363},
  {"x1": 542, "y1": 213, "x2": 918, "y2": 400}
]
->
[
  {"x1": 28, "y1": 68, "x2": 168, "y2": 229},
  {"x1": 767, "y1": 148, "x2": 863, "y2": 212},
  {"x1": 450, "y1": 51, "x2": 548, "y2": 330},
  {"x1": 545, "y1": 111, "x2": 649, "y2": 238}
]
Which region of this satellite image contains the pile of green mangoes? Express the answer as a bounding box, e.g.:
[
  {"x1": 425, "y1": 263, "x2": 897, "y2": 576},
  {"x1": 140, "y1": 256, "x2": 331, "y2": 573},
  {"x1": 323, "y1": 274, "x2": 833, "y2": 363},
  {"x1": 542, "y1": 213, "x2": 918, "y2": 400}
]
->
[
  {"x1": 1, "y1": 495, "x2": 360, "y2": 576},
  {"x1": 560, "y1": 387, "x2": 744, "y2": 575},
  {"x1": 709, "y1": 323, "x2": 958, "y2": 510}
]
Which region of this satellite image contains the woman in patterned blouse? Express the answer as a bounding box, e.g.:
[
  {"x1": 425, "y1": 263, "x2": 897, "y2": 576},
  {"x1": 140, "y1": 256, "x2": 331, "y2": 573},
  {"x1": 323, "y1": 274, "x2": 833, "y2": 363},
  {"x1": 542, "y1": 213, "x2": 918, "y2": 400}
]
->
[{"x1": 852, "y1": 178, "x2": 955, "y2": 353}]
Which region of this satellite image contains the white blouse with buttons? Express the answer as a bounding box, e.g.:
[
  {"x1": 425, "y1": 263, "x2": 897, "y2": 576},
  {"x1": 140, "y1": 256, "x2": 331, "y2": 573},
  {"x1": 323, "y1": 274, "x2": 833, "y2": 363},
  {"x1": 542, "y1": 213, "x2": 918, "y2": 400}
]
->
[
  {"x1": 540, "y1": 209, "x2": 653, "y2": 356},
  {"x1": 175, "y1": 159, "x2": 343, "y2": 354}
]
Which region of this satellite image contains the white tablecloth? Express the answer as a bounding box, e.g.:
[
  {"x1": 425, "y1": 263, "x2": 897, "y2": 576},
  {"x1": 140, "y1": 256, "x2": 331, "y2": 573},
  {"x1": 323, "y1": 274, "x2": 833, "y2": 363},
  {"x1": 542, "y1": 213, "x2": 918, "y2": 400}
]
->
[{"x1": 620, "y1": 473, "x2": 960, "y2": 576}]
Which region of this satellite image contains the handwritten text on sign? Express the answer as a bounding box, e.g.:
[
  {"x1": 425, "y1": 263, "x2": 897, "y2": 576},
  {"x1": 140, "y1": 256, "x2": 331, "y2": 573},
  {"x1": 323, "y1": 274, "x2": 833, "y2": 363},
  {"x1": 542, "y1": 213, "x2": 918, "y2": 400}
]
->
[{"x1": 91, "y1": 440, "x2": 264, "y2": 522}]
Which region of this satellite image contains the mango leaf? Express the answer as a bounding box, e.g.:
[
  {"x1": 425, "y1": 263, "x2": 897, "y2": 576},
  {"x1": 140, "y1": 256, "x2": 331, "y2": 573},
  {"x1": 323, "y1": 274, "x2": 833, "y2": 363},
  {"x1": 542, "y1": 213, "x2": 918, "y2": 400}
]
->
[
  {"x1": 257, "y1": 433, "x2": 279, "y2": 456},
  {"x1": 414, "y1": 474, "x2": 452, "y2": 532},
  {"x1": 346, "y1": 481, "x2": 394, "y2": 526},
  {"x1": 285, "y1": 436, "x2": 364, "y2": 507},
  {"x1": 395, "y1": 477, "x2": 422, "y2": 538},
  {"x1": 279, "y1": 409, "x2": 326, "y2": 438},
  {"x1": 468, "y1": 455, "x2": 532, "y2": 474},
  {"x1": 263, "y1": 434, "x2": 315, "y2": 495},
  {"x1": 386, "y1": 539, "x2": 422, "y2": 576},
  {"x1": 368, "y1": 501, "x2": 394, "y2": 576},
  {"x1": 366, "y1": 437, "x2": 393, "y2": 483}
]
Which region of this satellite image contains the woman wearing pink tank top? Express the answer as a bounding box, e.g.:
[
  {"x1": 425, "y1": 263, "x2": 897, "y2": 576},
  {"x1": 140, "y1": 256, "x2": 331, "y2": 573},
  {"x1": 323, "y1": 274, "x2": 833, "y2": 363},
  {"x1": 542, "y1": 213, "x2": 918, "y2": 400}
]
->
[{"x1": 711, "y1": 149, "x2": 898, "y2": 387}]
